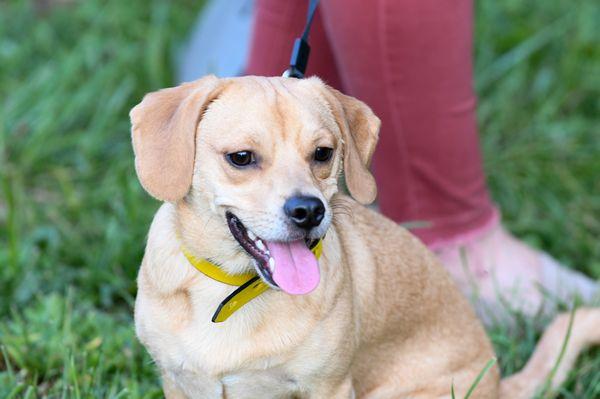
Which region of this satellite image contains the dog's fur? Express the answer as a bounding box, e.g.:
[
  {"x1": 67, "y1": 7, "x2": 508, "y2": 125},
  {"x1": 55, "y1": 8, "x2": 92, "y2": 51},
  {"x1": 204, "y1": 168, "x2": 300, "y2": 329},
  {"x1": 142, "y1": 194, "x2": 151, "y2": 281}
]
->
[{"x1": 131, "y1": 75, "x2": 600, "y2": 398}]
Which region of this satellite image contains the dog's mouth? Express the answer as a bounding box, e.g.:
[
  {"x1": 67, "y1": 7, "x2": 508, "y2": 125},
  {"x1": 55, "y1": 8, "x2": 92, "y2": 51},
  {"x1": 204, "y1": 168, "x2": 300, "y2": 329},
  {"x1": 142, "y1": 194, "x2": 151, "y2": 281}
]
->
[{"x1": 226, "y1": 212, "x2": 321, "y2": 295}]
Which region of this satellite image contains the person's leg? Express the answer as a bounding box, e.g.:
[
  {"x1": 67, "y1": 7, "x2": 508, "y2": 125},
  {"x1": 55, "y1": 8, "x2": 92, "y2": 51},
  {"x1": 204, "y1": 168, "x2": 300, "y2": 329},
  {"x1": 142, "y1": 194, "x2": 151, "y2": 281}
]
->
[
  {"x1": 316, "y1": 0, "x2": 596, "y2": 319},
  {"x1": 318, "y1": 0, "x2": 493, "y2": 245},
  {"x1": 245, "y1": 0, "x2": 342, "y2": 88}
]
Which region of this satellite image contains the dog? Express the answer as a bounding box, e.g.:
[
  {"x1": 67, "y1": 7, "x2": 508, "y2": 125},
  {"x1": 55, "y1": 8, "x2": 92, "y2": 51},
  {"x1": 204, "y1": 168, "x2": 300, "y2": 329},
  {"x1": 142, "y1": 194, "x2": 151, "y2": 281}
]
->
[{"x1": 130, "y1": 75, "x2": 600, "y2": 398}]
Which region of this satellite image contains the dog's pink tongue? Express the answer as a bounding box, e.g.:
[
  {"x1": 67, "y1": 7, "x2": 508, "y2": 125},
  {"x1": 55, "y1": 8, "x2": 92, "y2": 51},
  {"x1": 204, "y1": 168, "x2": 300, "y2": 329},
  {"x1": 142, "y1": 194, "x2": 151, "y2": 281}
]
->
[{"x1": 267, "y1": 240, "x2": 320, "y2": 295}]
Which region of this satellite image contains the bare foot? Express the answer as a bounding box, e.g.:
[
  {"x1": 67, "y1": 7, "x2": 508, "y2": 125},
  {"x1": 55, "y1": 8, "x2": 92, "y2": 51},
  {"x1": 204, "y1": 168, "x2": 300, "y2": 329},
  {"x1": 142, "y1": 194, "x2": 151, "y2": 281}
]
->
[{"x1": 435, "y1": 222, "x2": 598, "y2": 324}]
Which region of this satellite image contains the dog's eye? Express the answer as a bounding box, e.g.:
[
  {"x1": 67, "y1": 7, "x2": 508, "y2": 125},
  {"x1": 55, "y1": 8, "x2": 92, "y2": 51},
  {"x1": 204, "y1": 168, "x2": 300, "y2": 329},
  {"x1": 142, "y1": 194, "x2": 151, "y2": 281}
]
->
[
  {"x1": 314, "y1": 147, "x2": 333, "y2": 163},
  {"x1": 226, "y1": 151, "x2": 255, "y2": 167}
]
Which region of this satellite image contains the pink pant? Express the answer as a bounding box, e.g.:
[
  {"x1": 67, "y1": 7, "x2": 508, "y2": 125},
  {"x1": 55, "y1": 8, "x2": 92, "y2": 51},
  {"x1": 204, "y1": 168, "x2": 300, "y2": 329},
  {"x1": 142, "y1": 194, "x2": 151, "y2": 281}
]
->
[{"x1": 246, "y1": 0, "x2": 496, "y2": 246}]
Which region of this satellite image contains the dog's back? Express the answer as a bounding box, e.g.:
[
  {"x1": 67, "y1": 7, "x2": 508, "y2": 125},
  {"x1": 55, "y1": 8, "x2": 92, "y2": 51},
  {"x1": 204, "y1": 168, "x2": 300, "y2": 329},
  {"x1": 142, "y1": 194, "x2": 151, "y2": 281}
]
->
[{"x1": 332, "y1": 196, "x2": 500, "y2": 397}]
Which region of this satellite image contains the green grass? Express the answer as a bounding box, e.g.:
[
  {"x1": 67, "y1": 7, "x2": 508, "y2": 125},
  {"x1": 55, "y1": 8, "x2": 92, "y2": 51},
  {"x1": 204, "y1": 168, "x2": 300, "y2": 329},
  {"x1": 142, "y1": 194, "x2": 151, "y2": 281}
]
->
[{"x1": 0, "y1": 0, "x2": 598, "y2": 397}]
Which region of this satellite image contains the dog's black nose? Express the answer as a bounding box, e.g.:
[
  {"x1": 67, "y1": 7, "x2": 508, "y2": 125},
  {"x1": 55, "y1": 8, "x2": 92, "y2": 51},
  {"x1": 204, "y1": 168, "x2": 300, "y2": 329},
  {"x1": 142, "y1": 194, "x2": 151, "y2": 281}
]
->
[{"x1": 284, "y1": 196, "x2": 325, "y2": 230}]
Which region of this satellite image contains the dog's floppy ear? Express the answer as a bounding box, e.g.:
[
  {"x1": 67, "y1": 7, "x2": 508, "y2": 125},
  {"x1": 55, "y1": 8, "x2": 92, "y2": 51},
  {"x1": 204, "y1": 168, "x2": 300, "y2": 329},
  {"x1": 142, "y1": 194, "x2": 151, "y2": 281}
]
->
[
  {"x1": 130, "y1": 75, "x2": 221, "y2": 202},
  {"x1": 321, "y1": 86, "x2": 380, "y2": 205}
]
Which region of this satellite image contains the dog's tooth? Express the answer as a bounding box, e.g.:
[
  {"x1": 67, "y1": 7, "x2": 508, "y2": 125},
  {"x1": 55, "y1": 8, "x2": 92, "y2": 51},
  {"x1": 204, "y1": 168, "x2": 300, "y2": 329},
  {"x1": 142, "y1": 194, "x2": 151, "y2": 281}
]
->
[
  {"x1": 268, "y1": 257, "x2": 275, "y2": 272},
  {"x1": 256, "y1": 240, "x2": 266, "y2": 251},
  {"x1": 248, "y1": 230, "x2": 257, "y2": 241}
]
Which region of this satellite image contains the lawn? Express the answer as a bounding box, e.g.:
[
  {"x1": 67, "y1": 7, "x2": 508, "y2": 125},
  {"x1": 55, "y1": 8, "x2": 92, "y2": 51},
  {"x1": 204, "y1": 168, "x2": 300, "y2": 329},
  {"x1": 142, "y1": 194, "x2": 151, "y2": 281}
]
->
[{"x1": 0, "y1": 0, "x2": 598, "y2": 397}]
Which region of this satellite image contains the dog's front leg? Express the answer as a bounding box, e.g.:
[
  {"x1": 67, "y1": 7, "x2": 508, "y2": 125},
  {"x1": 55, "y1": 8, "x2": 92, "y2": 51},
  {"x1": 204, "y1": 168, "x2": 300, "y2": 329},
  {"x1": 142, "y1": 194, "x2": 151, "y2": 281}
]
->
[
  {"x1": 312, "y1": 375, "x2": 355, "y2": 399},
  {"x1": 162, "y1": 369, "x2": 224, "y2": 399},
  {"x1": 221, "y1": 369, "x2": 302, "y2": 399},
  {"x1": 162, "y1": 374, "x2": 188, "y2": 399}
]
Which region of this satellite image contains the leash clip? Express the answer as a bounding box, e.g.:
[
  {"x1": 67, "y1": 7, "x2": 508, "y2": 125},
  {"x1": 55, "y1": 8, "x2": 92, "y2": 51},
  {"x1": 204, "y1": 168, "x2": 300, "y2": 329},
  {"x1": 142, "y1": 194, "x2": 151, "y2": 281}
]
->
[
  {"x1": 282, "y1": 0, "x2": 320, "y2": 79},
  {"x1": 283, "y1": 38, "x2": 310, "y2": 79}
]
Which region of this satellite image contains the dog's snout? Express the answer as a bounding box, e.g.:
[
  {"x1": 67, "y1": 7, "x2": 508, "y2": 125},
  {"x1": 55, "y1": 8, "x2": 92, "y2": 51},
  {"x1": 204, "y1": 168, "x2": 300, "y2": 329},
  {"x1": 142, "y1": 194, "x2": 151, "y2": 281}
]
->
[{"x1": 284, "y1": 196, "x2": 325, "y2": 230}]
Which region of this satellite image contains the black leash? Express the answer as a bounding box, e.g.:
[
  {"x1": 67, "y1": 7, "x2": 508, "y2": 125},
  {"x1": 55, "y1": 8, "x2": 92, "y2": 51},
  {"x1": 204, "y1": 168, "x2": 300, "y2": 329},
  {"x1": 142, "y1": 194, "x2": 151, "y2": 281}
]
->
[{"x1": 282, "y1": 0, "x2": 320, "y2": 79}]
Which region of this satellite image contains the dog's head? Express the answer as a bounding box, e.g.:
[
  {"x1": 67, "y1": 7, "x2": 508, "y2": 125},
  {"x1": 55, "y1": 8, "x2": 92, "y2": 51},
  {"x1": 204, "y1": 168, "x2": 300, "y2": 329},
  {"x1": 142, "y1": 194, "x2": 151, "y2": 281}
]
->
[{"x1": 131, "y1": 75, "x2": 379, "y2": 295}]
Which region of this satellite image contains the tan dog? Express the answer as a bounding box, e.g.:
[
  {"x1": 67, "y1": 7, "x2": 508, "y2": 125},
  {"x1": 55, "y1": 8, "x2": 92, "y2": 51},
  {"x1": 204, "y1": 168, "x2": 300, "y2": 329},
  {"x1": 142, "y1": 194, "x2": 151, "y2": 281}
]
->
[{"x1": 131, "y1": 75, "x2": 599, "y2": 398}]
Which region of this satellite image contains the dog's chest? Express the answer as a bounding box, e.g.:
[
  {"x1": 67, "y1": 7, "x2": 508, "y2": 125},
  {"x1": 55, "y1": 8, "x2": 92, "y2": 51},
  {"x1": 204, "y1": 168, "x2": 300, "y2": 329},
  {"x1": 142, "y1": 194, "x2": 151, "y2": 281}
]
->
[
  {"x1": 137, "y1": 287, "x2": 344, "y2": 388},
  {"x1": 152, "y1": 314, "x2": 339, "y2": 398}
]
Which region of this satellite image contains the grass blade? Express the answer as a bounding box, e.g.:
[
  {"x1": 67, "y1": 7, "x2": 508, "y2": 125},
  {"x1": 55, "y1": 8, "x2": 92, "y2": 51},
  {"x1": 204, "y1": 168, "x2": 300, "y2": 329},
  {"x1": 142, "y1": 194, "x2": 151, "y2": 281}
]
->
[{"x1": 464, "y1": 358, "x2": 497, "y2": 399}]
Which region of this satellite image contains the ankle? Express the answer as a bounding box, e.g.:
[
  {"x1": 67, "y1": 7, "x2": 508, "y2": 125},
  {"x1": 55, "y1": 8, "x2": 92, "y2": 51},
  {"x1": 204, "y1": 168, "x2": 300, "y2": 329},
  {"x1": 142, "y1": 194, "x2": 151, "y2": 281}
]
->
[{"x1": 426, "y1": 208, "x2": 501, "y2": 251}]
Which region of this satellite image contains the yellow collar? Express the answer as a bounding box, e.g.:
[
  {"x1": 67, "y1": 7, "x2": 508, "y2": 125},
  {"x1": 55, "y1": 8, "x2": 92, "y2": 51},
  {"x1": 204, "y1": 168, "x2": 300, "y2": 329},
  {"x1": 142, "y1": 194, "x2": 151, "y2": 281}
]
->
[{"x1": 182, "y1": 240, "x2": 323, "y2": 323}]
